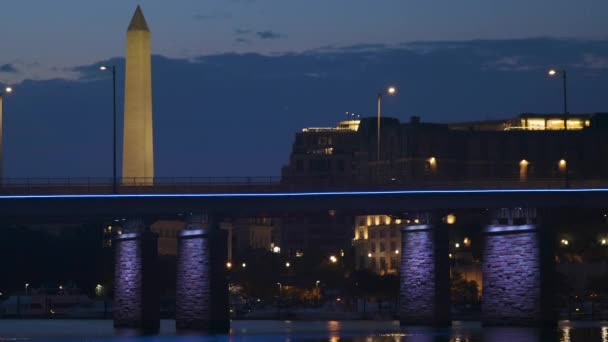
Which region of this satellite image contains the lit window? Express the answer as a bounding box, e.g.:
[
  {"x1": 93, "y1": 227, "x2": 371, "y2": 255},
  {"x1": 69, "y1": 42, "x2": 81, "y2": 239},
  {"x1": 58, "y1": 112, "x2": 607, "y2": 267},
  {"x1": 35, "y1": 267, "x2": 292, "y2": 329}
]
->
[
  {"x1": 547, "y1": 119, "x2": 565, "y2": 130},
  {"x1": 519, "y1": 160, "x2": 529, "y2": 182},
  {"x1": 567, "y1": 119, "x2": 583, "y2": 130},
  {"x1": 527, "y1": 119, "x2": 546, "y2": 130}
]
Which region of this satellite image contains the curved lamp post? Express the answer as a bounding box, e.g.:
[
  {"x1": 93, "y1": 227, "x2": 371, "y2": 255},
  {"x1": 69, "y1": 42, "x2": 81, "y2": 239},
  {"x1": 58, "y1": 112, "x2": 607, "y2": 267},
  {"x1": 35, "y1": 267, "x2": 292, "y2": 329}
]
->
[
  {"x1": 100, "y1": 66, "x2": 117, "y2": 193},
  {"x1": 548, "y1": 69, "x2": 569, "y2": 188},
  {"x1": 377, "y1": 86, "x2": 396, "y2": 162},
  {"x1": 0, "y1": 86, "x2": 13, "y2": 183}
]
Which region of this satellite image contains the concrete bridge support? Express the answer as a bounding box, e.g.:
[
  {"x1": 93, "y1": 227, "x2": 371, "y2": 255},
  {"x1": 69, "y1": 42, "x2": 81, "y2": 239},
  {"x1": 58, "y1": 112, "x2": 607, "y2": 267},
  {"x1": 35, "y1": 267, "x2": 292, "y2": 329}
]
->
[
  {"x1": 482, "y1": 208, "x2": 556, "y2": 326},
  {"x1": 176, "y1": 214, "x2": 229, "y2": 333},
  {"x1": 113, "y1": 219, "x2": 159, "y2": 331},
  {"x1": 400, "y1": 212, "x2": 451, "y2": 325}
]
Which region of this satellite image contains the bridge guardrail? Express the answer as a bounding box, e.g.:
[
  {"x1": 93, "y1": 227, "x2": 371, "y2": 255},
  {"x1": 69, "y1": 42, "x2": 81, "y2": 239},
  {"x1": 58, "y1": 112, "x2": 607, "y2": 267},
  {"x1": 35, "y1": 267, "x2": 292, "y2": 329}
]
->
[{"x1": 1, "y1": 177, "x2": 607, "y2": 195}]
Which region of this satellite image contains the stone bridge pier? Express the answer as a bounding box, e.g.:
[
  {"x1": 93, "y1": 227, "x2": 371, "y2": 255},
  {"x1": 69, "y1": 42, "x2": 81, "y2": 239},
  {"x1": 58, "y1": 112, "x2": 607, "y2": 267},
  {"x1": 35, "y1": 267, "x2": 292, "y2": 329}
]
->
[
  {"x1": 399, "y1": 212, "x2": 451, "y2": 325},
  {"x1": 175, "y1": 214, "x2": 229, "y2": 333},
  {"x1": 482, "y1": 208, "x2": 556, "y2": 326},
  {"x1": 113, "y1": 218, "x2": 160, "y2": 331},
  {"x1": 398, "y1": 208, "x2": 557, "y2": 327}
]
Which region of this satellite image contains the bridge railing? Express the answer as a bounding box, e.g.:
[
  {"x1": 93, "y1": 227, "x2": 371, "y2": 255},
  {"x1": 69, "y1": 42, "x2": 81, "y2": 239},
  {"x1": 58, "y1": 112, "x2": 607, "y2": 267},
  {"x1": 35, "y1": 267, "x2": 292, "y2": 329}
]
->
[{"x1": 1, "y1": 176, "x2": 607, "y2": 195}]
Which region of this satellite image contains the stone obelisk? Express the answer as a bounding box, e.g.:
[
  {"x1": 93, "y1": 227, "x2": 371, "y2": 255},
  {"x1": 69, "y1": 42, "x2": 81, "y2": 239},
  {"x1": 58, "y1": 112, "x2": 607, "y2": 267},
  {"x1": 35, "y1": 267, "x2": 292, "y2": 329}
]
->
[{"x1": 123, "y1": 5, "x2": 154, "y2": 185}]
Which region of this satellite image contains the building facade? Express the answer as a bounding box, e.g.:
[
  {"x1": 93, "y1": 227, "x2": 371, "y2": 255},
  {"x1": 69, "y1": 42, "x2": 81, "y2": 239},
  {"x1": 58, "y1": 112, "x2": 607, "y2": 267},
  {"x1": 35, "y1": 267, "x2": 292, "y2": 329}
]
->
[
  {"x1": 353, "y1": 215, "x2": 402, "y2": 275},
  {"x1": 282, "y1": 113, "x2": 608, "y2": 186}
]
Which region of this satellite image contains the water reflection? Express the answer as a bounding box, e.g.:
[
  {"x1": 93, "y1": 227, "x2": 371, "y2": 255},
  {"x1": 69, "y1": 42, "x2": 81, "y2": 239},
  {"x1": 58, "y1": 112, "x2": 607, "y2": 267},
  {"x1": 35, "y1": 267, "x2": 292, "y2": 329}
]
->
[
  {"x1": 0, "y1": 320, "x2": 607, "y2": 341},
  {"x1": 327, "y1": 320, "x2": 340, "y2": 341},
  {"x1": 561, "y1": 326, "x2": 571, "y2": 342}
]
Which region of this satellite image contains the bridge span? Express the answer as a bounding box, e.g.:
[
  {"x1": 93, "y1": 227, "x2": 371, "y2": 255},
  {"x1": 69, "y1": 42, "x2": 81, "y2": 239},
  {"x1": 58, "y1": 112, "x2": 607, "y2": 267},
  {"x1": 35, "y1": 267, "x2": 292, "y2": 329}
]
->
[
  {"x1": 1, "y1": 182, "x2": 607, "y2": 332},
  {"x1": 1, "y1": 182, "x2": 608, "y2": 219}
]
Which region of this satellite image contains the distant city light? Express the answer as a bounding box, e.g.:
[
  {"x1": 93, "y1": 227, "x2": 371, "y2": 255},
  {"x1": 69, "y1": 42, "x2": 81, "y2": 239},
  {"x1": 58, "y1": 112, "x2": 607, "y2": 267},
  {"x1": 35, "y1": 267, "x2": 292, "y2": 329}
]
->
[
  {"x1": 272, "y1": 246, "x2": 281, "y2": 254},
  {"x1": 394, "y1": 249, "x2": 399, "y2": 254},
  {"x1": 561, "y1": 239, "x2": 569, "y2": 246},
  {"x1": 445, "y1": 214, "x2": 456, "y2": 225},
  {"x1": 329, "y1": 255, "x2": 338, "y2": 263},
  {"x1": 226, "y1": 261, "x2": 232, "y2": 269},
  {"x1": 285, "y1": 262, "x2": 290, "y2": 268},
  {"x1": 367, "y1": 253, "x2": 372, "y2": 258},
  {"x1": 242, "y1": 263, "x2": 246, "y2": 268},
  {"x1": 463, "y1": 237, "x2": 471, "y2": 247},
  {"x1": 455, "y1": 243, "x2": 460, "y2": 248},
  {"x1": 601, "y1": 239, "x2": 607, "y2": 246},
  {"x1": 296, "y1": 251, "x2": 304, "y2": 257},
  {"x1": 95, "y1": 284, "x2": 105, "y2": 297}
]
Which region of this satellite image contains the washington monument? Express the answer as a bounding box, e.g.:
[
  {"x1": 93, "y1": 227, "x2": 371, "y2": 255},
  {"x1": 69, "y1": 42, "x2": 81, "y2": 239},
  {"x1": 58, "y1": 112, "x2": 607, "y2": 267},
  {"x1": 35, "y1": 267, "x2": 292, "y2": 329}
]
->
[{"x1": 123, "y1": 6, "x2": 154, "y2": 185}]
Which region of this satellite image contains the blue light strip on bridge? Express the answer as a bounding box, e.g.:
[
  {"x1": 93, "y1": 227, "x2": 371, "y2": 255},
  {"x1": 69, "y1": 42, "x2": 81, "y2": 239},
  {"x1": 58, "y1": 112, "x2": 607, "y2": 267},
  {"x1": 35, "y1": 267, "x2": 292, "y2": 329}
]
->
[{"x1": 1, "y1": 188, "x2": 608, "y2": 200}]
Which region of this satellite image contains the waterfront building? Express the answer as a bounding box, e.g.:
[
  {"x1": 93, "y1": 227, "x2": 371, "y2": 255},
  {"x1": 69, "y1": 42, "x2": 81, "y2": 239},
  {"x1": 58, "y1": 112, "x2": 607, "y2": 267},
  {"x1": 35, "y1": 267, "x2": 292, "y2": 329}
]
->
[{"x1": 282, "y1": 113, "x2": 608, "y2": 185}]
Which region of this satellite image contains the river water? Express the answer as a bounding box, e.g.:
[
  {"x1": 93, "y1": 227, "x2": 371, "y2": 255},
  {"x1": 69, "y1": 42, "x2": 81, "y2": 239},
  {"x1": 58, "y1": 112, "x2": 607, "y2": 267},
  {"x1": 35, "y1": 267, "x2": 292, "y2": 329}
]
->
[{"x1": 0, "y1": 320, "x2": 607, "y2": 341}]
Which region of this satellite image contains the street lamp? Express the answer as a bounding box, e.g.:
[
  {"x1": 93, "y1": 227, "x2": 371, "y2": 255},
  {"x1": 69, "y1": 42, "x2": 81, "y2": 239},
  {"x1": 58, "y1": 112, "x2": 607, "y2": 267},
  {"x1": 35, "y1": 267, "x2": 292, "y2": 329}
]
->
[
  {"x1": 548, "y1": 68, "x2": 569, "y2": 188},
  {"x1": 315, "y1": 280, "x2": 320, "y2": 288},
  {"x1": 100, "y1": 65, "x2": 117, "y2": 193},
  {"x1": 277, "y1": 282, "x2": 282, "y2": 293},
  {"x1": 25, "y1": 283, "x2": 29, "y2": 294},
  {"x1": 0, "y1": 86, "x2": 13, "y2": 183},
  {"x1": 377, "y1": 86, "x2": 397, "y2": 162}
]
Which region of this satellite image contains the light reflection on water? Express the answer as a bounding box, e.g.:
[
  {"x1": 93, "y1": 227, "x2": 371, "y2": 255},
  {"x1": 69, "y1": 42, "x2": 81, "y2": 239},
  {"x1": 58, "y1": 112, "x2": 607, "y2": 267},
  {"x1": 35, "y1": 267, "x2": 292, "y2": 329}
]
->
[
  {"x1": 0, "y1": 320, "x2": 607, "y2": 341},
  {"x1": 562, "y1": 326, "x2": 571, "y2": 342}
]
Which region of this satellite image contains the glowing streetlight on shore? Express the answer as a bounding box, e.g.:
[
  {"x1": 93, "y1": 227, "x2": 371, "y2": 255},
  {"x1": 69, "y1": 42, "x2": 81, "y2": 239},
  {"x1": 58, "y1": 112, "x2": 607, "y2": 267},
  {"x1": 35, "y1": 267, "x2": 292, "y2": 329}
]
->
[
  {"x1": 0, "y1": 85, "x2": 15, "y2": 181},
  {"x1": 377, "y1": 85, "x2": 397, "y2": 161},
  {"x1": 99, "y1": 65, "x2": 118, "y2": 193},
  {"x1": 548, "y1": 68, "x2": 570, "y2": 188}
]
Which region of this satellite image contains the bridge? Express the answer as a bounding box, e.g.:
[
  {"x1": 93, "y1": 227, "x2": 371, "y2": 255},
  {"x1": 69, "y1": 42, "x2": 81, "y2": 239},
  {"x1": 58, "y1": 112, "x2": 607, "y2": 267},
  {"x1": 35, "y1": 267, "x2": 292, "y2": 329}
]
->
[{"x1": 1, "y1": 179, "x2": 607, "y2": 332}]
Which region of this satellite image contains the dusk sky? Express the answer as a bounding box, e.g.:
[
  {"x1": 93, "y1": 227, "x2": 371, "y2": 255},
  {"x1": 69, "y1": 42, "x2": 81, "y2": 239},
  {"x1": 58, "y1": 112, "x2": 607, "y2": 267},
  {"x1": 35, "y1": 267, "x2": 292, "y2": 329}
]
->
[{"x1": 1, "y1": 1, "x2": 607, "y2": 178}]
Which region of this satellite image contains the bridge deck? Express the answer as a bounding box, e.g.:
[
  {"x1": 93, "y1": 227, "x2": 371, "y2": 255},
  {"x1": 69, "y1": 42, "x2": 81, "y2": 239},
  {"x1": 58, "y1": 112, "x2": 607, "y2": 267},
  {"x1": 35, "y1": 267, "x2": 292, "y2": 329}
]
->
[{"x1": 1, "y1": 178, "x2": 606, "y2": 195}]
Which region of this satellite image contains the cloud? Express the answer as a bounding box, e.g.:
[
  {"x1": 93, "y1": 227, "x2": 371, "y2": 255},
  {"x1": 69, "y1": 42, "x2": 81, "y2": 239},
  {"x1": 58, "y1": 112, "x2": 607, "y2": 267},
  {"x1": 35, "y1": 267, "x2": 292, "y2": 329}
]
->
[
  {"x1": 0, "y1": 63, "x2": 18, "y2": 73},
  {"x1": 483, "y1": 56, "x2": 535, "y2": 71},
  {"x1": 6, "y1": 38, "x2": 608, "y2": 178},
  {"x1": 256, "y1": 30, "x2": 283, "y2": 40},
  {"x1": 578, "y1": 54, "x2": 608, "y2": 69},
  {"x1": 193, "y1": 12, "x2": 232, "y2": 20},
  {"x1": 235, "y1": 28, "x2": 252, "y2": 35},
  {"x1": 234, "y1": 37, "x2": 251, "y2": 44}
]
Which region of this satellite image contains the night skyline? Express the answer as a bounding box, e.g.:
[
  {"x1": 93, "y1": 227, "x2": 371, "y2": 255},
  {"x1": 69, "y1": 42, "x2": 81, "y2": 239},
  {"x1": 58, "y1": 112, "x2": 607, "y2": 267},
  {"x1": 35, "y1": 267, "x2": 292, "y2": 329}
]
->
[{"x1": 1, "y1": 3, "x2": 607, "y2": 178}]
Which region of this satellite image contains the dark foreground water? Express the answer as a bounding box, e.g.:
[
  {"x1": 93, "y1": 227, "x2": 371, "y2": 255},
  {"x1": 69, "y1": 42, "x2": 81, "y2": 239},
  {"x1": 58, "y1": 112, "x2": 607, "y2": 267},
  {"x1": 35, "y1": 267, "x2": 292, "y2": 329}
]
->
[{"x1": 0, "y1": 320, "x2": 607, "y2": 341}]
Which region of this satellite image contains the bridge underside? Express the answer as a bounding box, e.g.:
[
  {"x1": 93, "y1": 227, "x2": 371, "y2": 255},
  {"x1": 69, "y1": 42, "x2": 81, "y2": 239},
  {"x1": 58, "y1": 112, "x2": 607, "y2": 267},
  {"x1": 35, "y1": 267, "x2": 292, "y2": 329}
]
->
[{"x1": 108, "y1": 207, "x2": 558, "y2": 331}]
